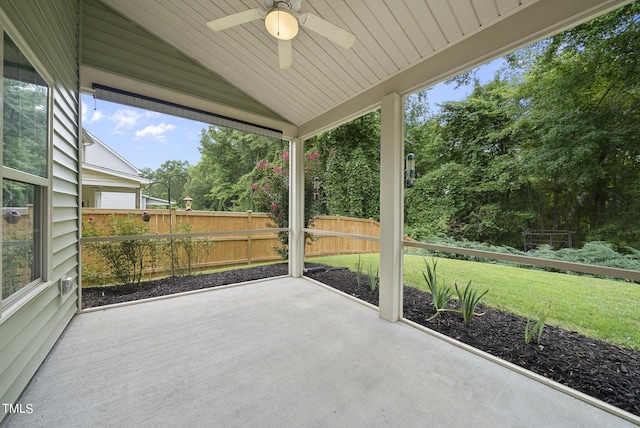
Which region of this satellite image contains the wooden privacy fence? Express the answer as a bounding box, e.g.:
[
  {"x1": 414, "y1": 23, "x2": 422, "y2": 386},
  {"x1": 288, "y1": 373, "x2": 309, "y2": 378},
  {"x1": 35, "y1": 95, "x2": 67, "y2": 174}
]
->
[
  {"x1": 81, "y1": 209, "x2": 380, "y2": 284},
  {"x1": 306, "y1": 216, "x2": 380, "y2": 256}
]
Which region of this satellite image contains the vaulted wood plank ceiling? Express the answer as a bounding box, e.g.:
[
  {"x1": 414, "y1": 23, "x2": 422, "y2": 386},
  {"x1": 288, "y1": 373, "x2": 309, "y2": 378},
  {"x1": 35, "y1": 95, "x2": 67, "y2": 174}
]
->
[{"x1": 91, "y1": 0, "x2": 631, "y2": 139}]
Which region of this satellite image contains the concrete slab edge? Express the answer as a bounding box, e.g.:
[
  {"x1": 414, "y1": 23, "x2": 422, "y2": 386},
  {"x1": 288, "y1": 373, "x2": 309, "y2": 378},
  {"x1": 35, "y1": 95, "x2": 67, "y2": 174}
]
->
[
  {"x1": 79, "y1": 275, "x2": 291, "y2": 314},
  {"x1": 402, "y1": 317, "x2": 640, "y2": 426},
  {"x1": 303, "y1": 276, "x2": 380, "y2": 313}
]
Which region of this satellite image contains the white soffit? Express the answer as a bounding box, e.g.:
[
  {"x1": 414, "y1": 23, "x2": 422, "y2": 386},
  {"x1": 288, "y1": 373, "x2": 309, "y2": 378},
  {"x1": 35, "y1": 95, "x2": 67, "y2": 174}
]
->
[{"x1": 98, "y1": 0, "x2": 632, "y2": 139}]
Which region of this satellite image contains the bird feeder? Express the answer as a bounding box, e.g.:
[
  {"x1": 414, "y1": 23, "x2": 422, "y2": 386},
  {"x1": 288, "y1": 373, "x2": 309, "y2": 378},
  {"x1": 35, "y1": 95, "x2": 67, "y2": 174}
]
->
[
  {"x1": 405, "y1": 153, "x2": 416, "y2": 188},
  {"x1": 183, "y1": 196, "x2": 193, "y2": 211}
]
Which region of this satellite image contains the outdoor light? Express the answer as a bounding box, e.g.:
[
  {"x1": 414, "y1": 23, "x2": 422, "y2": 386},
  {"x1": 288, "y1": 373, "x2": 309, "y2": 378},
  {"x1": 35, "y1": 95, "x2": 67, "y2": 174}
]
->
[{"x1": 265, "y1": 8, "x2": 298, "y2": 40}]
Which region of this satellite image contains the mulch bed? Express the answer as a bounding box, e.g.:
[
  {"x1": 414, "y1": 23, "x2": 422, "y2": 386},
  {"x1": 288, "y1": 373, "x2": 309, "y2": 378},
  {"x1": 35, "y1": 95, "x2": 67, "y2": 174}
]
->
[{"x1": 82, "y1": 263, "x2": 640, "y2": 417}]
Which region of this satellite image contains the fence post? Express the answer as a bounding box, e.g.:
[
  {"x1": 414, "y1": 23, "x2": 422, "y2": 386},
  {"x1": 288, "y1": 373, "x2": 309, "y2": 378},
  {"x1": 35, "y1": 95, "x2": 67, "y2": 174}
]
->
[
  {"x1": 337, "y1": 215, "x2": 341, "y2": 255},
  {"x1": 247, "y1": 210, "x2": 252, "y2": 264}
]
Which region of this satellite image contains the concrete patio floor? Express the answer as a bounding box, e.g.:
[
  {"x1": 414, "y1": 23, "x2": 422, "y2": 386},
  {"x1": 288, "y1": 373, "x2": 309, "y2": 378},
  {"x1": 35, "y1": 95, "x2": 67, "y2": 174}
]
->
[{"x1": 2, "y1": 277, "x2": 637, "y2": 427}]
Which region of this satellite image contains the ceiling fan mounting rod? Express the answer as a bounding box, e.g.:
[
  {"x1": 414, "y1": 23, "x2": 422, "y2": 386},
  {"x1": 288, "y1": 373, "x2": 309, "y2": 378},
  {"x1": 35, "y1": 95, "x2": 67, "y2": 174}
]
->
[
  {"x1": 266, "y1": 0, "x2": 302, "y2": 14},
  {"x1": 272, "y1": 1, "x2": 291, "y2": 10}
]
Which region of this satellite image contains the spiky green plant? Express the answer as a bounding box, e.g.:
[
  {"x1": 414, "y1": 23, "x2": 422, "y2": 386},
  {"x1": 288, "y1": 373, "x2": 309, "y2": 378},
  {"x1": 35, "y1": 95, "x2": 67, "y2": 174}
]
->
[
  {"x1": 525, "y1": 301, "x2": 552, "y2": 344},
  {"x1": 355, "y1": 255, "x2": 364, "y2": 287},
  {"x1": 422, "y1": 257, "x2": 454, "y2": 319},
  {"x1": 367, "y1": 263, "x2": 379, "y2": 291},
  {"x1": 455, "y1": 280, "x2": 489, "y2": 324}
]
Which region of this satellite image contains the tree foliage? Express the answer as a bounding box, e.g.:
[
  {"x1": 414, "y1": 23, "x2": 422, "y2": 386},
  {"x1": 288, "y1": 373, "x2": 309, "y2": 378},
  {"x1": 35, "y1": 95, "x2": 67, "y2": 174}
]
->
[
  {"x1": 314, "y1": 111, "x2": 381, "y2": 220},
  {"x1": 138, "y1": 3, "x2": 640, "y2": 251},
  {"x1": 142, "y1": 160, "x2": 191, "y2": 208},
  {"x1": 406, "y1": 2, "x2": 640, "y2": 248},
  {"x1": 185, "y1": 127, "x2": 284, "y2": 211}
]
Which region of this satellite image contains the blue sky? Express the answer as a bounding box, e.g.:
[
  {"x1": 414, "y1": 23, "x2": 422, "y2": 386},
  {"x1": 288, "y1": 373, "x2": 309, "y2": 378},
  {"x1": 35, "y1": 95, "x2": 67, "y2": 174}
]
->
[{"x1": 81, "y1": 59, "x2": 505, "y2": 172}]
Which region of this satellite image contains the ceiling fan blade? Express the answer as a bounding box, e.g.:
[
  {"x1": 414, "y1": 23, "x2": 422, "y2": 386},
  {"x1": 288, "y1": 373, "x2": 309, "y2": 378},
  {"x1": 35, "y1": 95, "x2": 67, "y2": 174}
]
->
[
  {"x1": 298, "y1": 13, "x2": 356, "y2": 49},
  {"x1": 206, "y1": 9, "x2": 263, "y2": 32},
  {"x1": 278, "y1": 39, "x2": 293, "y2": 69}
]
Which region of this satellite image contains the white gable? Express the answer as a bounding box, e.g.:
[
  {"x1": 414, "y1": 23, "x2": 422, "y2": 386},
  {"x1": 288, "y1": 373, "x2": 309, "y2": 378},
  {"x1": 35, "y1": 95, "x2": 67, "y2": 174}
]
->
[{"x1": 82, "y1": 129, "x2": 142, "y2": 175}]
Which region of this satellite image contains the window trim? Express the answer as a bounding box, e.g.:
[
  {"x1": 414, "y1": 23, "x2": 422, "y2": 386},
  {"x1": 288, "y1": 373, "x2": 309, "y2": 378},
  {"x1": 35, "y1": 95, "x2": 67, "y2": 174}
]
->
[{"x1": 0, "y1": 19, "x2": 54, "y2": 317}]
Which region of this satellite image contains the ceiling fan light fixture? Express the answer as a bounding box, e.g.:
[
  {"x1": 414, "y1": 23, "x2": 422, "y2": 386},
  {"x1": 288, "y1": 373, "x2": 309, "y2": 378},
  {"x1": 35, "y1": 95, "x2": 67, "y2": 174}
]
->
[{"x1": 265, "y1": 9, "x2": 298, "y2": 40}]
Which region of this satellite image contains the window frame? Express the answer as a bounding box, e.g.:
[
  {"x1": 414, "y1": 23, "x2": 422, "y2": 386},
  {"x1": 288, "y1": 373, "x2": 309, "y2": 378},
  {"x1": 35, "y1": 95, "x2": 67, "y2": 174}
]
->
[{"x1": 0, "y1": 20, "x2": 54, "y2": 319}]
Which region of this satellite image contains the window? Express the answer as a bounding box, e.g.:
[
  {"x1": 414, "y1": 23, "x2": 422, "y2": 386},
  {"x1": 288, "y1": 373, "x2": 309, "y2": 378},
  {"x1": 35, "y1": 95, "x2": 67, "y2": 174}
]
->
[{"x1": 2, "y1": 31, "x2": 49, "y2": 305}]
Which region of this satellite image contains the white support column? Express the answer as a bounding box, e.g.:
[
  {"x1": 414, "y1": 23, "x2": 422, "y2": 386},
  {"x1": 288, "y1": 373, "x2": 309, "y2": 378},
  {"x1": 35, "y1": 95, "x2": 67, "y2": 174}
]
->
[
  {"x1": 289, "y1": 138, "x2": 305, "y2": 277},
  {"x1": 379, "y1": 92, "x2": 404, "y2": 322}
]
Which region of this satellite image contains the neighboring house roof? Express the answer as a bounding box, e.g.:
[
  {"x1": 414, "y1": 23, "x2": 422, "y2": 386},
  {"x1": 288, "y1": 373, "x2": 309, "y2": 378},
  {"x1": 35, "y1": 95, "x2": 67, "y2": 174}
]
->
[
  {"x1": 141, "y1": 195, "x2": 171, "y2": 207},
  {"x1": 82, "y1": 128, "x2": 150, "y2": 189}
]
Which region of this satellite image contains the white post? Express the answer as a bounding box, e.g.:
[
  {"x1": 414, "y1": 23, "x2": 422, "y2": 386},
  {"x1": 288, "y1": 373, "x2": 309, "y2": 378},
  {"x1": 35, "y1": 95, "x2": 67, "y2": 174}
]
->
[
  {"x1": 379, "y1": 92, "x2": 404, "y2": 322},
  {"x1": 289, "y1": 138, "x2": 305, "y2": 277}
]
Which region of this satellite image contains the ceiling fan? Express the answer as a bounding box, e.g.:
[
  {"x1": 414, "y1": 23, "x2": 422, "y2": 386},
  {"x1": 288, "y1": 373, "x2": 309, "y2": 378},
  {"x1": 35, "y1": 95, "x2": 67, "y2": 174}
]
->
[{"x1": 207, "y1": 0, "x2": 356, "y2": 69}]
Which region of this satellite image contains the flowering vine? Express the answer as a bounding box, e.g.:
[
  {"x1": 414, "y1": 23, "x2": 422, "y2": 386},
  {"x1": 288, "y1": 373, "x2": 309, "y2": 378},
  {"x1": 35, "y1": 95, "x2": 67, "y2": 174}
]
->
[{"x1": 251, "y1": 149, "x2": 322, "y2": 258}]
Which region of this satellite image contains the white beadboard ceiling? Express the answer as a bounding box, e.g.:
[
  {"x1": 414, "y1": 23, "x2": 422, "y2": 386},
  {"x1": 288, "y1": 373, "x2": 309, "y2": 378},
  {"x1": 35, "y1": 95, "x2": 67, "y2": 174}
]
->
[{"x1": 93, "y1": 0, "x2": 631, "y2": 139}]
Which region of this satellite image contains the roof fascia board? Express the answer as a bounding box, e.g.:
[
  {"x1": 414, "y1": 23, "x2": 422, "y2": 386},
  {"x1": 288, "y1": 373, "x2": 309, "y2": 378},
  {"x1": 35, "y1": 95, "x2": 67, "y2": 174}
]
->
[{"x1": 83, "y1": 163, "x2": 151, "y2": 184}]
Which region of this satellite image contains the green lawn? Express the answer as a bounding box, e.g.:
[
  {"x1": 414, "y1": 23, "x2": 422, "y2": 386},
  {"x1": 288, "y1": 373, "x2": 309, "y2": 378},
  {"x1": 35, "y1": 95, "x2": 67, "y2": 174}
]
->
[{"x1": 307, "y1": 253, "x2": 640, "y2": 350}]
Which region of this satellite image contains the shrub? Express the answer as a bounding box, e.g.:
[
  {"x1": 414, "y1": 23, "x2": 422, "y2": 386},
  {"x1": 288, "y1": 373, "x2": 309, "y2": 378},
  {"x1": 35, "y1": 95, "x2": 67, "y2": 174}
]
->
[
  {"x1": 172, "y1": 222, "x2": 214, "y2": 276},
  {"x1": 83, "y1": 214, "x2": 157, "y2": 291},
  {"x1": 251, "y1": 150, "x2": 322, "y2": 258}
]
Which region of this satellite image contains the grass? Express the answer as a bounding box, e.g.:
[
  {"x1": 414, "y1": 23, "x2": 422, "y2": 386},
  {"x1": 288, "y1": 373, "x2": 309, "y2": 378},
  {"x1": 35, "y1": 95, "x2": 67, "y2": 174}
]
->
[{"x1": 306, "y1": 253, "x2": 640, "y2": 350}]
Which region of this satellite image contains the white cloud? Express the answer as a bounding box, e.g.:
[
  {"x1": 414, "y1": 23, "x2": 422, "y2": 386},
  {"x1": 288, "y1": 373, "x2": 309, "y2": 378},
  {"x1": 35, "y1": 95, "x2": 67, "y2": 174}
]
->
[
  {"x1": 88, "y1": 110, "x2": 104, "y2": 123},
  {"x1": 81, "y1": 102, "x2": 104, "y2": 124},
  {"x1": 135, "y1": 123, "x2": 176, "y2": 140},
  {"x1": 112, "y1": 109, "x2": 141, "y2": 130}
]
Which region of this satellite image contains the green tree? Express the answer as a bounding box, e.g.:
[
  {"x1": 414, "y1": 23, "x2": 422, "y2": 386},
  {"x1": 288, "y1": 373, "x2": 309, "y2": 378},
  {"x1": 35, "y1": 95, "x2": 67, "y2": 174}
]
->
[
  {"x1": 143, "y1": 160, "x2": 191, "y2": 208},
  {"x1": 190, "y1": 127, "x2": 283, "y2": 211},
  {"x1": 406, "y1": 79, "x2": 532, "y2": 245},
  {"x1": 515, "y1": 1, "x2": 640, "y2": 246}
]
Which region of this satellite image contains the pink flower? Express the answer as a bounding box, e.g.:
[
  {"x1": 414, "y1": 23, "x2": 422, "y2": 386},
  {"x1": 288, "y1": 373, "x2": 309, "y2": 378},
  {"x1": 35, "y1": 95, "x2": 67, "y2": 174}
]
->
[
  {"x1": 271, "y1": 203, "x2": 278, "y2": 211},
  {"x1": 87, "y1": 216, "x2": 94, "y2": 222},
  {"x1": 257, "y1": 160, "x2": 267, "y2": 169},
  {"x1": 282, "y1": 151, "x2": 290, "y2": 161},
  {"x1": 274, "y1": 165, "x2": 282, "y2": 173},
  {"x1": 251, "y1": 183, "x2": 258, "y2": 190},
  {"x1": 307, "y1": 151, "x2": 319, "y2": 160}
]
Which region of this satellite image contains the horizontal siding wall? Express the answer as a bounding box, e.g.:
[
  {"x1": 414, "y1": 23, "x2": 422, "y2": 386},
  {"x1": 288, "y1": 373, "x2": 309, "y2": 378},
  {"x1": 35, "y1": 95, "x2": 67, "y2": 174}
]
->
[{"x1": 0, "y1": 0, "x2": 80, "y2": 422}]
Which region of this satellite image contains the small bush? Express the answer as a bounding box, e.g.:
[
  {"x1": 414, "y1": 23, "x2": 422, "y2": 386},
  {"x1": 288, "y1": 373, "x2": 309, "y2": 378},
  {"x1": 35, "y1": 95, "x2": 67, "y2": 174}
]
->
[
  {"x1": 172, "y1": 222, "x2": 214, "y2": 276},
  {"x1": 83, "y1": 214, "x2": 156, "y2": 291}
]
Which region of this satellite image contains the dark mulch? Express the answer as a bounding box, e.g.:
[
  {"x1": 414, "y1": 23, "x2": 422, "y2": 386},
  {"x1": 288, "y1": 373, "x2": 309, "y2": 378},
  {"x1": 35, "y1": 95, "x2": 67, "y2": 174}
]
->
[{"x1": 82, "y1": 263, "x2": 640, "y2": 417}]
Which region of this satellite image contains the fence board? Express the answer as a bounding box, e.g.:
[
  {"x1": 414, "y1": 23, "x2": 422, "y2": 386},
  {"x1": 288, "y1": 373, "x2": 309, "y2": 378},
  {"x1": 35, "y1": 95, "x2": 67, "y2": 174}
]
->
[{"x1": 81, "y1": 209, "x2": 379, "y2": 285}]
